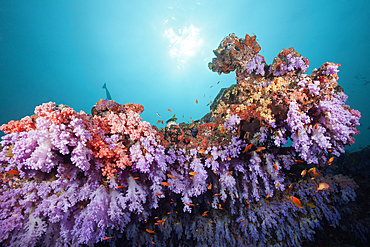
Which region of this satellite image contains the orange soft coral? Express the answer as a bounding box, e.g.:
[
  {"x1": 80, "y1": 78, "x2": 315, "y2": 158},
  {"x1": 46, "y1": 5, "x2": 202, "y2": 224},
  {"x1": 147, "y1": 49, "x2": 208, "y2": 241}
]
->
[{"x1": 0, "y1": 116, "x2": 36, "y2": 134}]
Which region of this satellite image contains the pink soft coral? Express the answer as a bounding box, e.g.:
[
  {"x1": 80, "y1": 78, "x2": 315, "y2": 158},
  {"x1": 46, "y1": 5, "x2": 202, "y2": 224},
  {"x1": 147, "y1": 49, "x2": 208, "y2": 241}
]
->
[
  {"x1": 107, "y1": 111, "x2": 156, "y2": 140},
  {"x1": 34, "y1": 102, "x2": 77, "y2": 125}
]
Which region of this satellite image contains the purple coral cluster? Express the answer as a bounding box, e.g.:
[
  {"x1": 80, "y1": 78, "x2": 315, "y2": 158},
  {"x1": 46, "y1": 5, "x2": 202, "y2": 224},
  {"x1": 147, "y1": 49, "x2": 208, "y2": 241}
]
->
[
  {"x1": 272, "y1": 53, "x2": 309, "y2": 76},
  {"x1": 0, "y1": 33, "x2": 366, "y2": 247},
  {"x1": 245, "y1": 55, "x2": 266, "y2": 76}
]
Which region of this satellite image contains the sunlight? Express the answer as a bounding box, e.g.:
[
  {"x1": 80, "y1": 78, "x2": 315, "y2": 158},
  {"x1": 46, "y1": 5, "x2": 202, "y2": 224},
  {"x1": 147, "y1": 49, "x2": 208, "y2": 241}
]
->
[{"x1": 164, "y1": 23, "x2": 203, "y2": 67}]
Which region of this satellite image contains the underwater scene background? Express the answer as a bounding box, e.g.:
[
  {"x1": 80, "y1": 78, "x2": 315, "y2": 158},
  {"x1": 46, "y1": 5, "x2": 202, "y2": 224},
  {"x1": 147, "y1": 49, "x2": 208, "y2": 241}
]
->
[{"x1": 0, "y1": 0, "x2": 369, "y2": 246}]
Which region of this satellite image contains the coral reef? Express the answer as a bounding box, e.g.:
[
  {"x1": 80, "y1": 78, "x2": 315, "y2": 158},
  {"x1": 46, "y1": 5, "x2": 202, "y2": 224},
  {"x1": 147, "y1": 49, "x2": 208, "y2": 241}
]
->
[{"x1": 0, "y1": 33, "x2": 366, "y2": 247}]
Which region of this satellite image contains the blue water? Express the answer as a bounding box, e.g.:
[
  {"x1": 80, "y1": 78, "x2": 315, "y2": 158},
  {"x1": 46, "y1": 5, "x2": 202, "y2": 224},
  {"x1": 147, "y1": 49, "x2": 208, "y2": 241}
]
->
[{"x1": 1, "y1": 0, "x2": 369, "y2": 151}]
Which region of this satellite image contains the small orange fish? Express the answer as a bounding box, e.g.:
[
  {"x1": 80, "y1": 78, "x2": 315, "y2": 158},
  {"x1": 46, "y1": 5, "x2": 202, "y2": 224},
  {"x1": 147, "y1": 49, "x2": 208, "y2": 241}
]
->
[
  {"x1": 207, "y1": 183, "x2": 212, "y2": 190},
  {"x1": 161, "y1": 120, "x2": 163, "y2": 124},
  {"x1": 256, "y1": 135, "x2": 261, "y2": 140},
  {"x1": 328, "y1": 156, "x2": 334, "y2": 164},
  {"x1": 186, "y1": 203, "x2": 194, "y2": 206},
  {"x1": 210, "y1": 221, "x2": 214, "y2": 223},
  {"x1": 290, "y1": 196, "x2": 302, "y2": 210},
  {"x1": 168, "y1": 109, "x2": 172, "y2": 112},
  {"x1": 245, "y1": 200, "x2": 250, "y2": 209},
  {"x1": 146, "y1": 229, "x2": 155, "y2": 234},
  {"x1": 202, "y1": 211, "x2": 208, "y2": 216},
  {"x1": 266, "y1": 193, "x2": 271, "y2": 198},
  {"x1": 227, "y1": 171, "x2": 233, "y2": 176},
  {"x1": 301, "y1": 169, "x2": 307, "y2": 177},
  {"x1": 66, "y1": 174, "x2": 71, "y2": 178},
  {"x1": 242, "y1": 223, "x2": 247, "y2": 227},
  {"x1": 214, "y1": 170, "x2": 218, "y2": 174},
  {"x1": 314, "y1": 182, "x2": 330, "y2": 194},
  {"x1": 167, "y1": 174, "x2": 177, "y2": 179},
  {"x1": 156, "y1": 112, "x2": 162, "y2": 118},
  {"x1": 196, "y1": 99, "x2": 198, "y2": 104},
  {"x1": 243, "y1": 143, "x2": 253, "y2": 153},
  {"x1": 312, "y1": 168, "x2": 320, "y2": 176},
  {"x1": 273, "y1": 163, "x2": 279, "y2": 174},
  {"x1": 294, "y1": 159, "x2": 304, "y2": 163},
  {"x1": 189, "y1": 171, "x2": 197, "y2": 176},
  {"x1": 161, "y1": 182, "x2": 171, "y2": 186},
  {"x1": 156, "y1": 120, "x2": 161, "y2": 124},
  {"x1": 7, "y1": 170, "x2": 19, "y2": 175},
  {"x1": 255, "y1": 147, "x2": 266, "y2": 152},
  {"x1": 151, "y1": 241, "x2": 156, "y2": 245},
  {"x1": 182, "y1": 114, "x2": 184, "y2": 118},
  {"x1": 190, "y1": 117, "x2": 192, "y2": 119},
  {"x1": 176, "y1": 222, "x2": 180, "y2": 225},
  {"x1": 220, "y1": 180, "x2": 224, "y2": 183},
  {"x1": 173, "y1": 114, "x2": 176, "y2": 118},
  {"x1": 198, "y1": 149, "x2": 205, "y2": 154},
  {"x1": 133, "y1": 177, "x2": 139, "y2": 180},
  {"x1": 214, "y1": 193, "x2": 221, "y2": 196},
  {"x1": 116, "y1": 185, "x2": 125, "y2": 189},
  {"x1": 328, "y1": 149, "x2": 332, "y2": 153},
  {"x1": 218, "y1": 204, "x2": 223, "y2": 209},
  {"x1": 306, "y1": 202, "x2": 316, "y2": 208},
  {"x1": 227, "y1": 157, "x2": 231, "y2": 161},
  {"x1": 190, "y1": 177, "x2": 194, "y2": 179},
  {"x1": 154, "y1": 223, "x2": 160, "y2": 225},
  {"x1": 103, "y1": 237, "x2": 114, "y2": 240},
  {"x1": 154, "y1": 193, "x2": 163, "y2": 196}
]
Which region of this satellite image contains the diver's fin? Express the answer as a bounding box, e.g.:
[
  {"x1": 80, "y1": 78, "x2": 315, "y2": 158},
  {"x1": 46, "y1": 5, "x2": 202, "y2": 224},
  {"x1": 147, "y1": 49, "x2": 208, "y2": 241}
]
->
[
  {"x1": 106, "y1": 90, "x2": 112, "y2": 100},
  {"x1": 102, "y1": 83, "x2": 112, "y2": 100}
]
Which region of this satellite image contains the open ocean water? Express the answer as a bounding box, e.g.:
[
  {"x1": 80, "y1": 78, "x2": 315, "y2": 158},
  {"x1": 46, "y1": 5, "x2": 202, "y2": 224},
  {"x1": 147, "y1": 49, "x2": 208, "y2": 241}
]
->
[{"x1": 0, "y1": 1, "x2": 369, "y2": 246}]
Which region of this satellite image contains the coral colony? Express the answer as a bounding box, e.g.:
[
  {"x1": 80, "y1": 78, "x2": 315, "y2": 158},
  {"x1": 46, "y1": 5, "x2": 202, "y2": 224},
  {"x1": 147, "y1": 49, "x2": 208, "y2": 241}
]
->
[{"x1": 0, "y1": 33, "x2": 364, "y2": 246}]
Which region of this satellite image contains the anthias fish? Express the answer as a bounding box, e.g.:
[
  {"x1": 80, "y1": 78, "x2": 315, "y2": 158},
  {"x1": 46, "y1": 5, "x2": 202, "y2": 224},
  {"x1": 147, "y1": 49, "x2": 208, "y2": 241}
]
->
[{"x1": 290, "y1": 196, "x2": 302, "y2": 210}]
